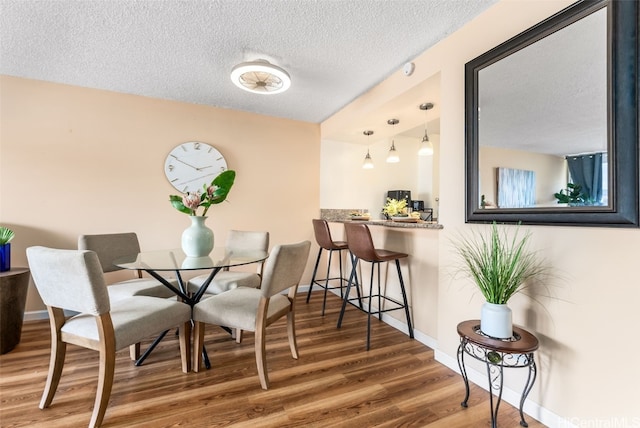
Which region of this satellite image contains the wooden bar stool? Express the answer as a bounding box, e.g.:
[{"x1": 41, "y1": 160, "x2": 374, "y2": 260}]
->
[
  {"x1": 336, "y1": 222, "x2": 414, "y2": 350},
  {"x1": 306, "y1": 219, "x2": 358, "y2": 315}
]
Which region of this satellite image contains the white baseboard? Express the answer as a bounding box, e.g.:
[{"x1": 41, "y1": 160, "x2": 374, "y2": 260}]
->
[{"x1": 24, "y1": 310, "x2": 49, "y2": 321}]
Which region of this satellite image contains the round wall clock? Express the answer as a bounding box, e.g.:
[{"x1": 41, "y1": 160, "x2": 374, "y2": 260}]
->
[{"x1": 164, "y1": 141, "x2": 227, "y2": 193}]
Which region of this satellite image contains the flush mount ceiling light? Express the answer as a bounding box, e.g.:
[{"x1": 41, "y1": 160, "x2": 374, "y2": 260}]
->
[
  {"x1": 386, "y1": 119, "x2": 400, "y2": 163},
  {"x1": 418, "y1": 102, "x2": 434, "y2": 156},
  {"x1": 230, "y1": 59, "x2": 291, "y2": 95},
  {"x1": 362, "y1": 130, "x2": 374, "y2": 169}
]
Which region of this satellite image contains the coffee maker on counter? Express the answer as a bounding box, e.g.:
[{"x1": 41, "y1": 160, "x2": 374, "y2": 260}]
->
[
  {"x1": 386, "y1": 190, "x2": 433, "y2": 221},
  {"x1": 387, "y1": 190, "x2": 411, "y2": 205}
]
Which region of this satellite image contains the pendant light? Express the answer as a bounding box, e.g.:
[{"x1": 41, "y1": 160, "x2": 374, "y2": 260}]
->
[
  {"x1": 386, "y1": 119, "x2": 400, "y2": 163},
  {"x1": 418, "y1": 102, "x2": 434, "y2": 156},
  {"x1": 362, "y1": 130, "x2": 374, "y2": 169}
]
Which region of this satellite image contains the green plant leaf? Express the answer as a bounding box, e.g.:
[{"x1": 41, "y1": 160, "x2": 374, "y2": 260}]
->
[
  {"x1": 451, "y1": 222, "x2": 546, "y2": 304},
  {"x1": 169, "y1": 195, "x2": 192, "y2": 215},
  {"x1": 0, "y1": 227, "x2": 15, "y2": 245},
  {"x1": 209, "y1": 170, "x2": 235, "y2": 204},
  {"x1": 168, "y1": 170, "x2": 236, "y2": 216}
]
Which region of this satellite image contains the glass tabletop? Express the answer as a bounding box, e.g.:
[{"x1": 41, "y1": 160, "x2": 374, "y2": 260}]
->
[{"x1": 113, "y1": 247, "x2": 269, "y2": 271}]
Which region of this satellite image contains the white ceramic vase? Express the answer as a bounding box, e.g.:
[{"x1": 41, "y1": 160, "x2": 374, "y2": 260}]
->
[
  {"x1": 181, "y1": 216, "x2": 214, "y2": 257},
  {"x1": 480, "y1": 302, "x2": 513, "y2": 339}
]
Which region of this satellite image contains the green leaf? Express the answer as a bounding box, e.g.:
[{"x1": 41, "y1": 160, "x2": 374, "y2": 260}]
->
[
  {"x1": 0, "y1": 227, "x2": 15, "y2": 245},
  {"x1": 168, "y1": 170, "x2": 236, "y2": 216},
  {"x1": 169, "y1": 195, "x2": 192, "y2": 215},
  {"x1": 208, "y1": 170, "x2": 236, "y2": 205}
]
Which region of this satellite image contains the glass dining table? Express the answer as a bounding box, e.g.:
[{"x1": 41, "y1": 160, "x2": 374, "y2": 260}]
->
[
  {"x1": 114, "y1": 247, "x2": 269, "y2": 306},
  {"x1": 113, "y1": 247, "x2": 269, "y2": 367}
]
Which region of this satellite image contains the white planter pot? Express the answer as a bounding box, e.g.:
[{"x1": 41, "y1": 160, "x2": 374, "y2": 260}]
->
[{"x1": 480, "y1": 302, "x2": 513, "y2": 339}]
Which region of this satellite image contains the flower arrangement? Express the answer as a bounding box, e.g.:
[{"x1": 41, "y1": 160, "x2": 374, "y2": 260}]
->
[
  {"x1": 382, "y1": 197, "x2": 408, "y2": 217},
  {"x1": 169, "y1": 170, "x2": 236, "y2": 216},
  {"x1": 0, "y1": 226, "x2": 15, "y2": 245}
]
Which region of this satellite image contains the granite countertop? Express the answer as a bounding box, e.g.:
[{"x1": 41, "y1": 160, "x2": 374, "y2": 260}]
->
[{"x1": 320, "y1": 209, "x2": 443, "y2": 230}]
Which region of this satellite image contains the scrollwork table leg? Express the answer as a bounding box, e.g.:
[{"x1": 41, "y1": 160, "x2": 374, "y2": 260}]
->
[
  {"x1": 518, "y1": 354, "x2": 537, "y2": 427},
  {"x1": 457, "y1": 340, "x2": 470, "y2": 408},
  {"x1": 486, "y1": 360, "x2": 504, "y2": 428}
]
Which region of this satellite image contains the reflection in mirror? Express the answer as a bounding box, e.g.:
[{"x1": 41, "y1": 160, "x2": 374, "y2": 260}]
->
[
  {"x1": 478, "y1": 6, "x2": 607, "y2": 208},
  {"x1": 465, "y1": 0, "x2": 639, "y2": 227}
]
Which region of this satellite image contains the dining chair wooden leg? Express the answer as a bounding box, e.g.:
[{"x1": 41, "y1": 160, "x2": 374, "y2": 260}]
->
[
  {"x1": 178, "y1": 321, "x2": 191, "y2": 373},
  {"x1": 286, "y1": 310, "x2": 299, "y2": 359},
  {"x1": 40, "y1": 307, "x2": 66, "y2": 409},
  {"x1": 255, "y1": 301, "x2": 269, "y2": 390},
  {"x1": 91, "y1": 316, "x2": 116, "y2": 428},
  {"x1": 193, "y1": 322, "x2": 205, "y2": 372},
  {"x1": 129, "y1": 343, "x2": 140, "y2": 361}
]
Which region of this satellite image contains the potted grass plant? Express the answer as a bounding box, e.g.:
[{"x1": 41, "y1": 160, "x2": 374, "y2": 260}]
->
[
  {"x1": 0, "y1": 226, "x2": 15, "y2": 272},
  {"x1": 451, "y1": 222, "x2": 546, "y2": 339}
]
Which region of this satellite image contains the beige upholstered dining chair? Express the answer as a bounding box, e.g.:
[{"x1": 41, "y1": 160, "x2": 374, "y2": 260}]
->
[
  {"x1": 78, "y1": 233, "x2": 176, "y2": 301},
  {"x1": 187, "y1": 230, "x2": 269, "y2": 294},
  {"x1": 26, "y1": 246, "x2": 192, "y2": 428},
  {"x1": 192, "y1": 240, "x2": 311, "y2": 389},
  {"x1": 79, "y1": 232, "x2": 178, "y2": 359},
  {"x1": 187, "y1": 230, "x2": 269, "y2": 343}
]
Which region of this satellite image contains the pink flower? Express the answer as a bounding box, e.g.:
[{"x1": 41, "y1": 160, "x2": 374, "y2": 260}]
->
[
  {"x1": 182, "y1": 192, "x2": 201, "y2": 211},
  {"x1": 169, "y1": 169, "x2": 235, "y2": 216}
]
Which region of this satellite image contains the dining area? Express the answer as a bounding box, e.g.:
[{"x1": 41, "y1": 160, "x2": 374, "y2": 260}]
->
[
  {"x1": 1, "y1": 151, "x2": 438, "y2": 428},
  {"x1": 2, "y1": 286, "x2": 478, "y2": 428},
  {"x1": 0, "y1": 216, "x2": 551, "y2": 427},
  {"x1": 21, "y1": 225, "x2": 312, "y2": 427},
  {"x1": 0, "y1": 261, "x2": 544, "y2": 428}
]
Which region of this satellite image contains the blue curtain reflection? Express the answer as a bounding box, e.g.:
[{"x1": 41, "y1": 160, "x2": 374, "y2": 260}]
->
[{"x1": 566, "y1": 153, "x2": 604, "y2": 204}]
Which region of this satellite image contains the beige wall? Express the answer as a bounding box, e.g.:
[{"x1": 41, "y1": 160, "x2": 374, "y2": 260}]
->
[
  {"x1": 0, "y1": 75, "x2": 320, "y2": 312},
  {"x1": 480, "y1": 146, "x2": 566, "y2": 207},
  {"x1": 322, "y1": 0, "x2": 640, "y2": 426},
  {"x1": 320, "y1": 134, "x2": 439, "y2": 216},
  {"x1": 3, "y1": 0, "x2": 639, "y2": 424}
]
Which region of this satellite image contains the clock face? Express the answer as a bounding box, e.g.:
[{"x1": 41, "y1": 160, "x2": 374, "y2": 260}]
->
[{"x1": 164, "y1": 142, "x2": 227, "y2": 193}]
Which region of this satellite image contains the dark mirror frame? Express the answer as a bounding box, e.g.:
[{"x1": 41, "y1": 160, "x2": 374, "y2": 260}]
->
[{"x1": 465, "y1": 0, "x2": 638, "y2": 227}]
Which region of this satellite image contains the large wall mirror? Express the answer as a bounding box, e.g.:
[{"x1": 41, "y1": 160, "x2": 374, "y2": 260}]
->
[{"x1": 465, "y1": 0, "x2": 638, "y2": 227}]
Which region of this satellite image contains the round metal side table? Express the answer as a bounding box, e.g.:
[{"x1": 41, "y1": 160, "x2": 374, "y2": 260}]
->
[{"x1": 457, "y1": 320, "x2": 539, "y2": 428}]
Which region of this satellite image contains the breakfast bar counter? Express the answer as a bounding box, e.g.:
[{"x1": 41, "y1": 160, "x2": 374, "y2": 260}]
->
[
  {"x1": 320, "y1": 209, "x2": 443, "y2": 229},
  {"x1": 331, "y1": 218, "x2": 443, "y2": 229},
  {"x1": 318, "y1": 208, "x2": 440, "y2": 343}
]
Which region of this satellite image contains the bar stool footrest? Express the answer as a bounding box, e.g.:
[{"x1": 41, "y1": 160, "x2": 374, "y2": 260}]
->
[
  {"x1": 343, "y1": 294, "x2": 407, "y2": 315},
  {"x1": 312, "y1": 277, "x2": 351, "y2": 291}
]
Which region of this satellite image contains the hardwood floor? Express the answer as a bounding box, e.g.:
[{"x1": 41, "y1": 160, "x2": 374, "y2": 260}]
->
[{"x1": 0, "y1": 292, "x2": 546, "y2": 427}]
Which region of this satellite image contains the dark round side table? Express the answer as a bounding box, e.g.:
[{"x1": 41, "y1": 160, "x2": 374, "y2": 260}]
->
[
  {"x1": 0, "y1": 268, "x2": 31, "y2": 354},
  {"x1": 457, "y1": 320, "x2": 539, "y2": 428}
]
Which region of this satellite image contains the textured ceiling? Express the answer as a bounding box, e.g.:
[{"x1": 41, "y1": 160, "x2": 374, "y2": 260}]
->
[
  {"x1": 0, "y1": 0, "x2": 497, "y2": 124},
  {"x1": 478, "y1": 5, "x2": 606, "y2": 157}
]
